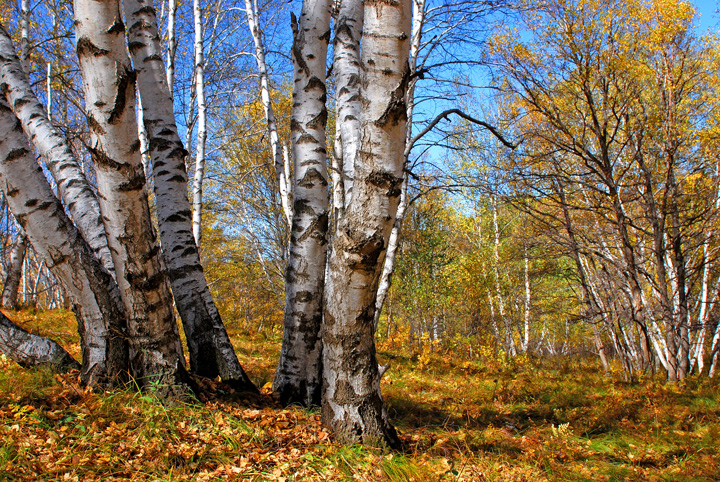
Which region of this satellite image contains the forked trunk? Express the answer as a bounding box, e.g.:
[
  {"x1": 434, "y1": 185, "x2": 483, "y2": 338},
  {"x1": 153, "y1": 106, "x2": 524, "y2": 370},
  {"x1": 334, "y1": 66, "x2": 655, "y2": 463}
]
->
[
  {"x1": 322, "y1": 0, "x2": 411, "y2": 448},
  {"x1": 74, "y1": 0, "x2": 189, "y2": 396},
  {"x1": 0, "y1": 25, "x2": 115, "y2": 275},
  {"x1": 0, "y1": 98, "x2": 128, "y2": 387},
  {"x1": 124, "y1": 0, "x2": 256, "y2": 391}
]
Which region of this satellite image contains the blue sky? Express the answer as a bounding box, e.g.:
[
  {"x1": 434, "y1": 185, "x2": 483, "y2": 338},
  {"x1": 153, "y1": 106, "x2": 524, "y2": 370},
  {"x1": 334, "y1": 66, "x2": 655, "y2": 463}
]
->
[{"x1": 695, "y1": 0, "x2": 718, "y2": 31}]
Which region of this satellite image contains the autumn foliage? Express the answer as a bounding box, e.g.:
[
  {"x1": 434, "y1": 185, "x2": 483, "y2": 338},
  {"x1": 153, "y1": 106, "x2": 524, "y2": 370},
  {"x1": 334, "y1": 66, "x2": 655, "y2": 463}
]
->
[{"x1": 0, "y1": 309, "x2": 718, "y2": 480}]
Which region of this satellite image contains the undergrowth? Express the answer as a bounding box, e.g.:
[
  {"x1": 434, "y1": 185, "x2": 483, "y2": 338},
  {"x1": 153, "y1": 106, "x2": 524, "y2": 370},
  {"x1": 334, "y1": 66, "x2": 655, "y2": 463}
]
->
[{"x1": 0, "y1": 309, "x2": 718, "y2": 481}]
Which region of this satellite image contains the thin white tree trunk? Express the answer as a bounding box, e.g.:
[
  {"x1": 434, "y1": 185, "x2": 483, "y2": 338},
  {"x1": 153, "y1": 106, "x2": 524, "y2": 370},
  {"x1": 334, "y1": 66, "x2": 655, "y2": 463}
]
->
[
  {"x1": 273, "y1": 0, "x2": 331, "y2": 407},
  {"x1": 46, "y1": 63, "x2": 51, "y2": 117},
  {"x1": 166, "y1": 0, "x2": 177, "y2": 98},
  {"x1": 124, "y1": 0, "x2": 256, "y2": 390},
  {"x1": 20, "y1": 0, "x2": 30, "y2": 74},
  {"x1": 492, "y1": 195, "x2": 516, "y2": 355},
  {"x1": 192, "y1": 0, "x2": 207, "y2": 247},
  {"x1": 373, "y1": 175, "x2": 407, "y2": 329},
  {"x1": 244, "y1": 0, "x2": 293, "y2": 227},
  {"x1": 322, "y1": 0, "x2": 411, "y2": 448},
  {"x1": 0, "y1": 97, "x2": 128, "y2": 386},
  {"x1": 0, "y1": 26, "x2": 115, "y2": 276},
  {"x1": 523, "y1": 244, "x2": 531, "y2": 353},
  {"x1": 74, "y1": 0, "x2": 188, "y2": 396},
  {"x1": 0, "y1": 232, "x2": 27, "y2": 309}
]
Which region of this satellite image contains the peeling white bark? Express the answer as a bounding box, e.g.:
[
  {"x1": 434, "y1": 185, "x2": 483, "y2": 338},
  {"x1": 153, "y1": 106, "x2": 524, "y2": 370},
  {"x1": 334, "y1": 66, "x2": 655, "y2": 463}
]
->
[{"x1": 322, "y1": 0, "x2": 411, "y2": 448}]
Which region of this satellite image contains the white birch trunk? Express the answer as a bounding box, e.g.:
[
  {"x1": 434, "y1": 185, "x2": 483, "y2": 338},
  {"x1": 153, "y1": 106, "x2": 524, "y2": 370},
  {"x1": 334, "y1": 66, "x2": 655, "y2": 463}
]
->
[
  {"x1": 73, "y1": 0, "x2": 188, "y2": 396},
  {"x1": 0, "y1": 231, "x2": 26, "y2": 310},
  {"x1": 492, "y1": 195, "x2": 516, "y2": 355},
  {"x1": 322, "y1": 0, "x2": 411, "y2": 448},
  {"x1": 166, "y1": 0, "x2": 177, "y2": 99},
  {"x1": 0, "y1": 98, "x2": 128, "y2": 386},
  {"x1": 333, "y1": 0, "x2": 365, "y2": 208},
  {"x1": 523, "y1": 244, "x2": 531, "y2": 353},
  {"x1": 192, "y1": 0, "x2": 207, "y2": 248},
  {"x1": 124, "y1": 0, "x2": 256, "y2": 390},
  {"x1": 20, "y1": 0, "x2": 30, "y2": 74},
  {"x1": 0, "y1": 26, "x2": 115, "y2": 276},
  {"x1": 0, "y1": 310, "x2": 79, "y2": 371},
  {"x1": 373, "y1": 175, "x2": 407, "y2": 329},
  {"x1": 244, "y1": 0, "x2": 293, "y2": 227},
  {"x1": 372, "y1": 0, "x2": 425, "y2": 328},
  {"x1": 273, "y1": 0, "x2": 331, "y2": 407}
]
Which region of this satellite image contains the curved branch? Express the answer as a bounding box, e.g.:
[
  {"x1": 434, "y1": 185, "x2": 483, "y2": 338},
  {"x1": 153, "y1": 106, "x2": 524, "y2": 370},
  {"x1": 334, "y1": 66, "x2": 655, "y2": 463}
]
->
[{"x1": 409, "y1": 108, "x2": 519, "y2": 149}]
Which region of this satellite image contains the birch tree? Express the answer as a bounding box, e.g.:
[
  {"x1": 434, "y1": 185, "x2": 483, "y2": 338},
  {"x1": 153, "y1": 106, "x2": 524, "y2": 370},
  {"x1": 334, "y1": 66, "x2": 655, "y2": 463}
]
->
[
  {"x1": 192, "y1": 0, "x2": 208, "y2": 247},
  {"x1": 322, "y1": 0, "x2": 411, "y2": 447},
  {"x1": 73, "y1": 0, "x2": 189, "y2": 394},
  {"x1": 124, "y1": 0, "x2": 256, "y2": 390},
  {"x1": 0, "y1": 26, "x2": 115, "y2": 276},
  {"x1": 243, "y1": 0, "x2": 293, "y2": 227},
  {"x1": 273, "y1": 0, "x2": 331, "y2": 407},
  {"x1": 0, "y1": 97, "x2": 128, "y2": 387}
]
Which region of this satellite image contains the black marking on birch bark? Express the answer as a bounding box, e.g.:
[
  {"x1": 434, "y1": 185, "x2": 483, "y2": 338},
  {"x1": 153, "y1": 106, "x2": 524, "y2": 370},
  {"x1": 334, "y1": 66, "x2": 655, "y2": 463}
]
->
[
  {"x1": 128, "y1": 41, "x2": 145, "y2": 54},
  {"x1": 143, "y1": 54, "x2": 163, "y2": 63},
  {"x1": 335, "y1": 20, "x2": 358, "y2": 46},
  {"x1": 11, "y1": 97, "x2": 30, "y2": 110},
  {"x1": 297, "y1": 212, "x2": 328, "y2": 244},
  {"x1": 168, "y1": 147, "x2": 189, "y2": 160},
  {"x1": 88, "y1": 145, "x2": 126, "y2": 171},
  {"x1": 297, "y1": 167, "x2": 328, "y2": 188},
  {"x1": 167, "y1": 263, "x2": 202, "y2": 282},
  {"x1": 108, "y1": 68, "x2": 136, "y2": 125},
  {"x1": 76, "y1": 37, "x2": 110, "y2": 58},
  {"x1": 305, "y1": 76, "x2": 326, "y2": 93},
  {"x1": 136, "y1": 5, "x2": 156, "y2": 16},
  {"x1": 365, "y1": 170, "x2": 403, "y2": 197},
  {"x1": 167, "y1": 210, "x2": 191, "y2": 222},
  {"x1": 290, "y1": 14, "x2": 311, "y2": 77},
  {"x1": 107, "y1": 17, "x2": 126, "y2": 35},
  {"x1": 117, "y1": 173, "x2": 145, "y2": 192},
  {"x1": 24, "y1": 199, "x2": 38, "y2": 207},
  {"x1": 306, "y1": 108, "x2": 327, "y2": 130},
  {"x1": 296, "y1": 133, "x2": 319, "y2": 144},
  {"x1": 86, "y1": 114, "x2": 106, "y2": 135},
  {"x1": 127, "y1": 270, "x2": 165, "y2": 292},
  {"x1": 158, "y1": 128, "x2": 176, "y2": 137},
  {"x1": 338, "y1": 229, "x2": 385, "y2": 271},
  {"x1": 166, "y1": 174, "x2": 186, "y2": 183},
  {"x1": 374, "y1": 65, "x2": 410, "y2": 127},
  {"x1": 129, "y1": 140, "x2": 141, "y2": 153},
  {"x1": 5, "y1": 148, "x2": 28, "y2": 162}
]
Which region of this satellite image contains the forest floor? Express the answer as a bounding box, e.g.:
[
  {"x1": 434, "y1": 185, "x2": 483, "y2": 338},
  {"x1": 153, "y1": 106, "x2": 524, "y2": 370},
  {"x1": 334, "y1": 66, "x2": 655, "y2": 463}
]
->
[{"x1": 0, "y1": 309, "x2": 718, "y2": 481}]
